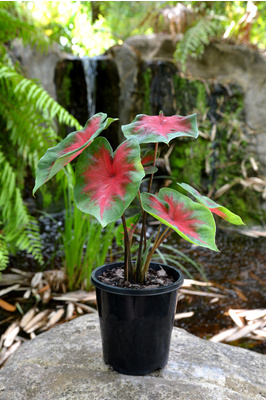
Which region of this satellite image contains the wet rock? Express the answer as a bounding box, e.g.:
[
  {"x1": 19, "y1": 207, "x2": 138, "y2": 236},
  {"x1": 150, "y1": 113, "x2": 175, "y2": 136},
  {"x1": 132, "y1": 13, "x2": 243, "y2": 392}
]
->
[
  {"x1": 55, "y1": 58, "x2": 88, "y2": 128},
  {"x1": 1, "y1": 314, "x2": 265, "y2": 400}
]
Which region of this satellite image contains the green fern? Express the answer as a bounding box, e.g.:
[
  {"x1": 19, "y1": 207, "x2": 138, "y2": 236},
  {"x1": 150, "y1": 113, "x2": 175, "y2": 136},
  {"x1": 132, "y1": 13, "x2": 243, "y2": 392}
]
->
[
  {"x1": 0, "y1": 233, "x2": 9, "y2": 270},
  {"x1": 175, "y1": 17, "x2": 222, "y2": 69},
  {"x1": 0, "y1": 150, "x2": 43, "y2": 265},
  {"x1": 0, "y1": 65, "x2": 81, "y2": 267},
  {"x1": 0, "y1": 64, "x2": 82, "y2": 168},
  {"x1": 0, "y1": 3, "x2": 83, "y2": 271}
]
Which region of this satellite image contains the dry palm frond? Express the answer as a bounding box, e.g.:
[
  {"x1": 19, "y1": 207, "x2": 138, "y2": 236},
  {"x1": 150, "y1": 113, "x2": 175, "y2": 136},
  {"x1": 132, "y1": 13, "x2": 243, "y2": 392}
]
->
[{"x1": 210, "y1": 309, "x2": 266, "y2": 343}]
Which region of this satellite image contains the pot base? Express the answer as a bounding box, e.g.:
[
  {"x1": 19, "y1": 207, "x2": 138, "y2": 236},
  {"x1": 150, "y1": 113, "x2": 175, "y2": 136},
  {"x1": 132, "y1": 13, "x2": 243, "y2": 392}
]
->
[{"x1": 91, "y1": 262, "x2": 183, "y2": 376}]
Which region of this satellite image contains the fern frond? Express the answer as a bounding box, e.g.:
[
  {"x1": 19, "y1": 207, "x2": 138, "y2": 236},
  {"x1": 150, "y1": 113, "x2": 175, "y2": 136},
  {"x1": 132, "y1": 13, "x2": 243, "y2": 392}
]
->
[
  {"x1": 0, "y1": 234, "x2": 9, "y2": 270},
  {"x1": 0, "y1": 3, "x2": 83, "y2": 269},
  {"x1": 175, "y1": 17, "x2": 222, "y2": 69},
  {"x1": 0, "y1": 151, "x2": 44, "y2": 265},
  {"x1": 0, "y1": 64, "x2": 82, "y2": 168}
]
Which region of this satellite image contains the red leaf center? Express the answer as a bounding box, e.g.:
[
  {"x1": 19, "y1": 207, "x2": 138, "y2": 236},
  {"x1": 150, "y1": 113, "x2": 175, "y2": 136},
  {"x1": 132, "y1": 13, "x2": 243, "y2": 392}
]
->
[
  {"x1": 82, "y1": 143, "x2": 135, "y2": 217},
  {"x1": 151, "y1": 194, "x2": 204, "y2": 241},
  {"x1": 136, "y1": 114, "x2": 191, "y2": 139}
]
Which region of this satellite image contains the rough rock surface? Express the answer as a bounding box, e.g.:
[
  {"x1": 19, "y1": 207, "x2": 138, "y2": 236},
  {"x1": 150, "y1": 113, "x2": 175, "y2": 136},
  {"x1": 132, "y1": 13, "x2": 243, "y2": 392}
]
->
[
  {"x1": 125, "y1": 33, "x2": 181, "y2": 60},
  {"x1": 11, "y1": 39, "x2": 65, "y2": 99},
  {"x1": 1, "y1": 314, "x2": 265, "y2": 400},
  {"x1": 183, "y1": 41, "x2": 266, "y2": 170}
]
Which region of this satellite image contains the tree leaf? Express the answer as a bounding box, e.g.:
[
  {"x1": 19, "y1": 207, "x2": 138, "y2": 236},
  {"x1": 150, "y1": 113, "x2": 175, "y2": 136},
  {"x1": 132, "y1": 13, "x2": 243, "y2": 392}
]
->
[
  {"x1": 141, "y1": 188, "x2": 218, "y2": 251},
  {"x1": 122, "y1": 112, "x2": 198, "y2": 144},
  {"x1": 178, "y1": 183, "x2": 245, "y2": 225},
  {"x1": 74, "y1": 138, "x2": 145, "y2": 227},
  {"x1": 33, "y1": 113, "x2": 116, "y2": 194}
]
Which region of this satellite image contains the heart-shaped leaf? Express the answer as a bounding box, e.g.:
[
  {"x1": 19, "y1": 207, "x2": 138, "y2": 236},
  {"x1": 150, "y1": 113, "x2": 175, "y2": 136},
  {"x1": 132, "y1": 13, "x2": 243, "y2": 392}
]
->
[
  {"x1": 141, "y1": 188, "x2": 218, "y2": 251},
  {"x1": 74, "y1": 137, "x2": 145, "y2": 227},
  {"x1": 122, "y1": 112, "x2": 198, "y2": 144},
  {"x1": 33, "y1": 113, "x2": 117, "y2": 195},
  {"x1": 178, "y1": 183, "x2": 245, "y2": 225}
]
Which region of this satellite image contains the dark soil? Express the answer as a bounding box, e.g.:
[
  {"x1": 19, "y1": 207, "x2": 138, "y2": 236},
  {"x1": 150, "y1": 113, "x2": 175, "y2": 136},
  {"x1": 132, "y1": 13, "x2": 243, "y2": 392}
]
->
[{"x1": 97, "y1": 266, "x2": 175, "y2": 289}]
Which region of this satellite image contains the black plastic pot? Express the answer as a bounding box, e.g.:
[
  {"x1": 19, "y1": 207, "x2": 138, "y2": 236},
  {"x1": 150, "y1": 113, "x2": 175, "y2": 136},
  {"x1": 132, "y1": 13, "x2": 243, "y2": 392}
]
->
[{"x1": 91, "y1": 262, "x2": 183, "y2": 375}]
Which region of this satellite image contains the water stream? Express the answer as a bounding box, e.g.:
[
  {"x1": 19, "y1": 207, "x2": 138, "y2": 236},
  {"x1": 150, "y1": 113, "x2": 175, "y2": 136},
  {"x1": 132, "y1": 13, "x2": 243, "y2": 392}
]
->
[{"x1": 82, "y1": 57, "x2": 98, "y2": 117}]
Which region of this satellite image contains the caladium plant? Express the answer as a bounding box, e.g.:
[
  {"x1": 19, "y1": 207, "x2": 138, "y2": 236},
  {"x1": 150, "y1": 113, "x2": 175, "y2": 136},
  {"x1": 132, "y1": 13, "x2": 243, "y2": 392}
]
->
[{"x1": 33, "y1": 111, "x2": 244, "y2": 284}]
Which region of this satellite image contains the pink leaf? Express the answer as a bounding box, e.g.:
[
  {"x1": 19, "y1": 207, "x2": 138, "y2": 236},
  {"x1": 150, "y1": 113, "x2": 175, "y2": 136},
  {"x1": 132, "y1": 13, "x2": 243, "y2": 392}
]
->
[
  {"x1": 33, "y1": 113, "x2": 116, "y2": 195},
  {"x1": 141, "y1": 188, "x2": 218, "y2": 251},
  {"x1": 122, "y1": 112, "x2": 198, "y2": 144},
  {"x1": 74, "y1": 138, "x2": 145, "y2": 226},
  {"x1": 178, "y1": 183, "x2": 245, "y2": 225}
]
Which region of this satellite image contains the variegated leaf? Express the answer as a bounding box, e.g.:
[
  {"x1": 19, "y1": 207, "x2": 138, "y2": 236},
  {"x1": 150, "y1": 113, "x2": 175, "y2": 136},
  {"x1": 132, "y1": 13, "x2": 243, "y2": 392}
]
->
[
  {"x1": 74, "y1": 138, "x2": 145, "y2": 227},
  {"x1": 122, "y1": 112, "x2": 198, "y2": 144},
  {"x1": 33, "y1": 113, "x2": 117, "y2": 194},
  {"x1": 141, "y1": 188, "x2": 218, "y2": 251},
  {"x1": 178, "y1": 183, "x2": 245, "y2": 225}
]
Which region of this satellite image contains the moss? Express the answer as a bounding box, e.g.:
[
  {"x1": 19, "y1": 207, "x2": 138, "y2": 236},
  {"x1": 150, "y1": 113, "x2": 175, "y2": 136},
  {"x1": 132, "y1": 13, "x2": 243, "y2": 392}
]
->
[
  {"x1": 174, "y1": 74, "x2": 204, "y2": 115},
  {"x1": 169, "y1": 74, "x2": 262, "y2": 223},
  {"x1": 171, "y1": 137, "x2": 207, "y2": 189},
  {"x1": 142, "y1": 66, "x2": 152, "y2": 115}
]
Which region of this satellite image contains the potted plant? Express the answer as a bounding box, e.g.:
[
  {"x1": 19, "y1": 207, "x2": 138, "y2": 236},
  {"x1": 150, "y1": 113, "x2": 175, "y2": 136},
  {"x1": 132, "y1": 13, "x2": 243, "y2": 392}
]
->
[{"x1": 33, "y1": 111, "x2": 244, "y2": 375}]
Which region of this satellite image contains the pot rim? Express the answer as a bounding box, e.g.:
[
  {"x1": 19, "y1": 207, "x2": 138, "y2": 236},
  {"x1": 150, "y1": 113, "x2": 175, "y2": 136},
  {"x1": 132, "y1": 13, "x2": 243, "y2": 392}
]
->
[{"x1": 91, "y1": 261, "x2": 184, "y2": 296}]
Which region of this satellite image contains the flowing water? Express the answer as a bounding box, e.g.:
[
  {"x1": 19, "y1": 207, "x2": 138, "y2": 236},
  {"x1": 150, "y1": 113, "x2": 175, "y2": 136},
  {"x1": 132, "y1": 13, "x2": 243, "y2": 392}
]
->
[{"x1": 82, "y1": 57, "x2": 97, "y2": 117}]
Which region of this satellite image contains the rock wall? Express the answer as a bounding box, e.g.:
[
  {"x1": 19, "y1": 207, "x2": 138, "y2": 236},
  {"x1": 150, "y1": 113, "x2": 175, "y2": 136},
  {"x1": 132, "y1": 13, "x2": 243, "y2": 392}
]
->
[
  {"x1": 122, "y1": 35, "x2": 266, "y2": 172},
  {"x1": 184, "y1": 41, "x2": 266, "y2": 171},
  {"x1": 12, "y1": 34, "x2": 266, "y2": 175}
]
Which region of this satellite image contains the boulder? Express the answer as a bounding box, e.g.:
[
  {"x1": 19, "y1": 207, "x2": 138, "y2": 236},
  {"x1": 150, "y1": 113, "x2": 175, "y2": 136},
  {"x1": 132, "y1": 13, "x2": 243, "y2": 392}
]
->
[
  {"x1": 1, "y1": 313, "x2": 265, "y2": 400},
  {"x1": 124, "y1": 33, "x2": 181, "y2": 60},
  {"x1": 11, "y1": 39, "x2": 65, "y2": 99}
]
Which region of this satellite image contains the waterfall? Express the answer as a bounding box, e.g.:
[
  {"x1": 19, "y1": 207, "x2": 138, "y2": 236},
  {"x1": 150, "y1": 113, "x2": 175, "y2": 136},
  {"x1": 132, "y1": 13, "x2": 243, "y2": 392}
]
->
[{"x1": 82, "y1": 57, "x2": 97, "y2": 117}]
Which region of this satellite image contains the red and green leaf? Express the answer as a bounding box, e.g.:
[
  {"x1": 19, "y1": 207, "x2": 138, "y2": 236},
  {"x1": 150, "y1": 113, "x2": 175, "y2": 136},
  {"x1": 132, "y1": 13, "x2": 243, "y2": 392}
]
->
[
  {"x1": 141, "y1": 150, "x2": 158, "y2": 175},
  {"x1": 33, "y1": 113, "x2": 117, "y2": 195},
  {"x1": 141, "y1": 188, "x2": 218, "y2": 251},
  {"x1": 178, "y1": 183, "x2": 245, "y2": 225},
  {"x1": 74, "y1": 138, "x2": 145, "y2": 227},
  {"x1": 141, "y1": 150, "x2": 156, "y2": 165},
  {"x1": 122, "y1": 112, "x2": 198, "y2": 144}
]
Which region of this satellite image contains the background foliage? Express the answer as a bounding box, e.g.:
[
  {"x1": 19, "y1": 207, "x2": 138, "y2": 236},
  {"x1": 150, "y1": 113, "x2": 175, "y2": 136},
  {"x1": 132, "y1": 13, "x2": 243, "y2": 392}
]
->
[
  {"x1": 0, "y1": 2, "x2": 81, "y2": 269},
  {"x1": 20, "y1": 1, "x2": 266, "y2": 56},
  {"x1": 0, "y1": 1, "x2": 265, "y2": 271}
]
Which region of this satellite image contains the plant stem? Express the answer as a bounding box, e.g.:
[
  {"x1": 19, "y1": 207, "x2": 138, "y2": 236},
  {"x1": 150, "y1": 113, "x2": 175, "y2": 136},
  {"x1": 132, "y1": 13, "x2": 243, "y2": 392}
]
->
[
  {"x1": 148, "y1": 142, "x2": 158, "y2": 193},
  {"x1": 136, "y1": 143, "x2": 158, "y2": 283},
  {"x1": 122, "y1": 213, "x2": 132, "y2": 282},
  {"x1": 154, "y1": 222, "x2": 162, "y2": 247},
  {"x1": 143, "y1": 227, "x2": 174, "y2": 275}
]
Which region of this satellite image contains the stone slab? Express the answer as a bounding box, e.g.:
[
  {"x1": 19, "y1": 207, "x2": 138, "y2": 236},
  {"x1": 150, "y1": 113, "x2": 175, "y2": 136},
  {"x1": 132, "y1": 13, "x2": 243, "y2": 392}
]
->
[{"x1": 0, "y1": 314, "x2": 265, "y2": 400}]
